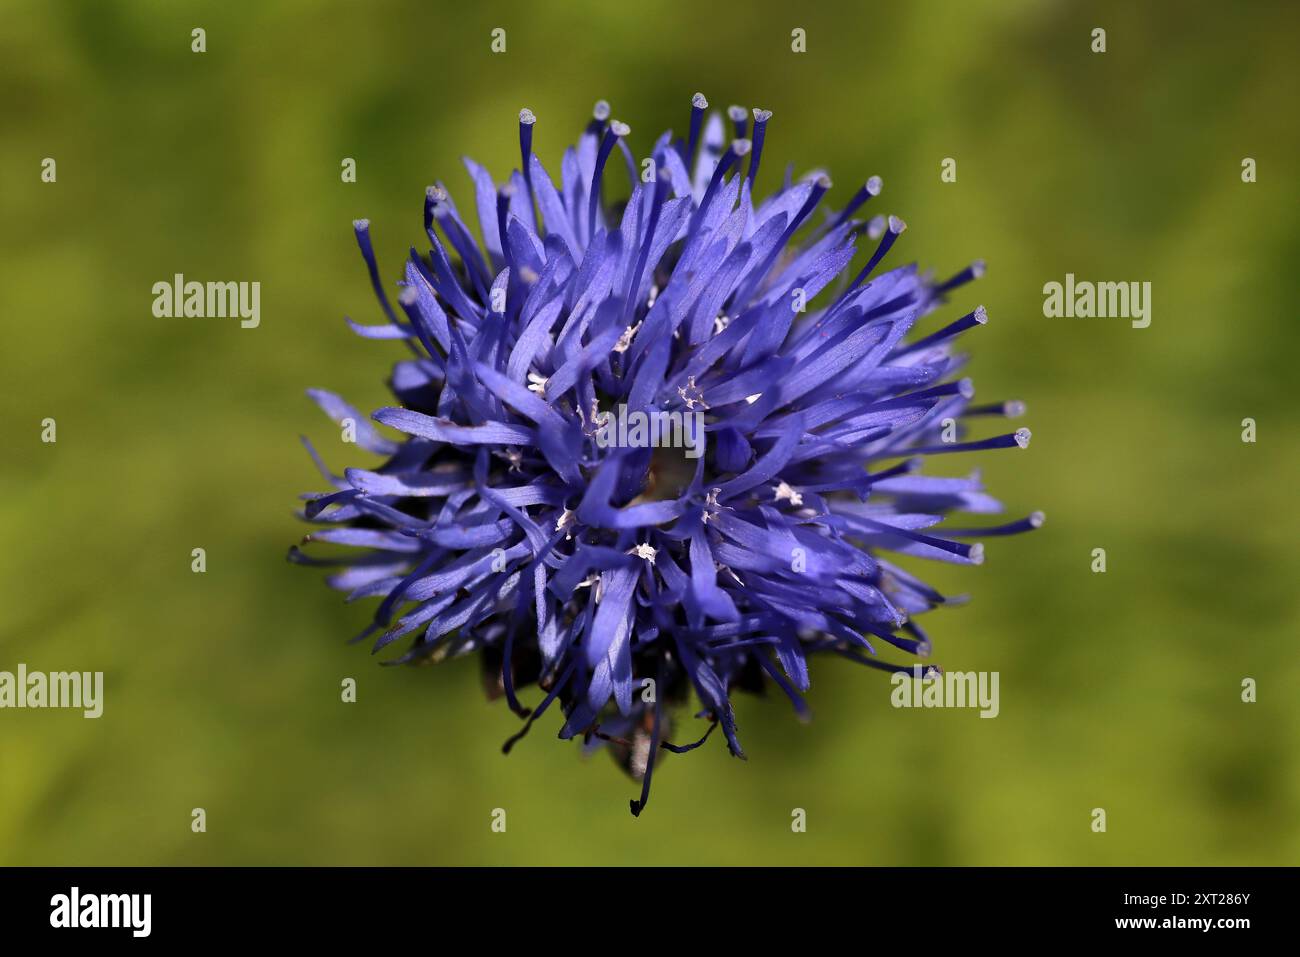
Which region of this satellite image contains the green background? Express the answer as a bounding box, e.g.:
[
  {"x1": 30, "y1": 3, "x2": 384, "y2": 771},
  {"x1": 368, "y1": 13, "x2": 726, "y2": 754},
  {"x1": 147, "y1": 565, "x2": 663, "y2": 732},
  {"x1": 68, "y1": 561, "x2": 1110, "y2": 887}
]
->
[{"x1": 1, "y1": 0, "x2": 1297, "y2": 865}]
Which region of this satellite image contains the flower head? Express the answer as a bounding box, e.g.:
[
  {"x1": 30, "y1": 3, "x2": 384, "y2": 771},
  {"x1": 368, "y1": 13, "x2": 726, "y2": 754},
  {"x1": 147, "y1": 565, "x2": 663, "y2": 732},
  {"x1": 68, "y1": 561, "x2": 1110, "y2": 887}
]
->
[{"x1": 291, "y1": 96, "x2": 1039, "y2": 815}]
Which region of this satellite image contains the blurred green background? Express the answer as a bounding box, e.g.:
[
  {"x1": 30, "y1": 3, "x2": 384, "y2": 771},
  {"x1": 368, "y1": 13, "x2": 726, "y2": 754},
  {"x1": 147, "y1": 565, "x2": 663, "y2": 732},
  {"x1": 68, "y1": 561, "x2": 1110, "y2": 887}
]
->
[{"x1": 1, "y1": 0, "x2": 1297, "y2": 865}]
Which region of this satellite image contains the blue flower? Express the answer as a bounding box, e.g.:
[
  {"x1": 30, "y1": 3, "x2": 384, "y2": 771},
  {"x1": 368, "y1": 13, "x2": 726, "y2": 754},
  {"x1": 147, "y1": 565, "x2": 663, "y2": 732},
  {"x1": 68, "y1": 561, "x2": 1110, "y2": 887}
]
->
[{"x1": 291, "y1": 96, "x2": 1040, "y2": 815}]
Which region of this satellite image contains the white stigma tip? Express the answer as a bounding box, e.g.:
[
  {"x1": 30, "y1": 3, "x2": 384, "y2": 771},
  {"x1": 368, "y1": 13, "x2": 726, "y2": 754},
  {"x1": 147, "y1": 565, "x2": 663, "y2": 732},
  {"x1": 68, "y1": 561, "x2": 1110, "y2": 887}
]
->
[
  {"x1": 866, "y1": 215, "x2": 886, "y2": 240},
  {"x1": 866, "y1": 175, "x2": 883, "y2": 195},
  {"x1": 727, "y1": 104, "x2": 747, "y2": 121},
  {"x1": 519, "y1": 108, "x2": 536, "y2": 125},
  {"x1": 353, "y1": 218, "x2": 370, "y2": 230},
  {"x1": 1015, "y1": 427, "x2": 1032, "y2": 449},
  {"x1": 815, "y1": 174, "x2": 832, "y2": 189},
  {"x1": 426, "y1": 185, "x2": 447, "y2": 203},
  {"x1": 692, "y1": 92, "x2": 708, "y2": 109},
  {"x1": 593, "y1": 100, "x2": 611, "y2": 121},
  {"x1": 958, "y1": 377, "x2": 976, "y2": 399},
  {"x1": 398, "y1": 287, "x2": 417, "y2": 306},
  {"x1": 971, "y1": 259, "x2": 987, "y2": 278},
  {"x1": 610, "y1": 120, "x2": 631, "y2": 137},
  {"x1": 973, "y1": 305, "x2": 989, "y2": 324},
  {"x1": 888, "y1": 214, "x2": 907, "y2": 234},
  {"x1": 1029, "y1": 510, "x2": 1046, "y2": 528},
  {"x1": 968, "y1": 543, "x2": 985, "y2": 565},
  {"x1": 731, "y1": 138, "x2": 752, "y2": 156},
  {"x1": 1004, "y1": 400, "x2": 1026, "y2": 417},
  {"x1": 752, "y1": 108, "x2": 772, "y2": 122}
]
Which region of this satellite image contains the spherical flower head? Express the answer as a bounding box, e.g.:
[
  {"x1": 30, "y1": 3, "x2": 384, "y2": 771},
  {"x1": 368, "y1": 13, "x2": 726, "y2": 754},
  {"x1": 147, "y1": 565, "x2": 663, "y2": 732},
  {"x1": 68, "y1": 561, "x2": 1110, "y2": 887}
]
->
[{"x1": 290, "y1": 96, "x2": 1040, "y2": 816}]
